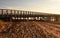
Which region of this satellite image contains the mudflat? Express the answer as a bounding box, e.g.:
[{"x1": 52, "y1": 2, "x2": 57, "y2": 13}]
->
[{"x1": 0, "y1": 21, "x2": 60, "y2": 38}]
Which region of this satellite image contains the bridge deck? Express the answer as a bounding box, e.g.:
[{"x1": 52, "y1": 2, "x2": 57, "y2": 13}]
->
[{"x1": 0, "y1": 9, "x2": 60, "y2": 23}]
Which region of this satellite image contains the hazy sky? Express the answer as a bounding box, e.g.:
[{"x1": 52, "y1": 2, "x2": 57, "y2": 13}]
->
[{"x1": 0, "y1": 0, "x2": 60, "y2": 14}]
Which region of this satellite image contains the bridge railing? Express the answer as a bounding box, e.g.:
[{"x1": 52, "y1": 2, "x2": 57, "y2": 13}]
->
[{"x1": 0, "y1": 9, "x2": 35, "y2": 16}]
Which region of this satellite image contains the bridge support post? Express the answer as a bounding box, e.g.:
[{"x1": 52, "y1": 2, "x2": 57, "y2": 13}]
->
[
  {"x1": 56, "y1": 16, "x2": 60, "y2": 23},
  {"x1": 50, "y1": 16, "x2": 56, "y2": 22}
]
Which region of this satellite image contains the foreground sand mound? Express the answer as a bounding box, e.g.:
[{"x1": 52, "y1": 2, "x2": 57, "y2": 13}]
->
[{"x1": 0, "y1": 21, "x2": 60, "y2": 38}]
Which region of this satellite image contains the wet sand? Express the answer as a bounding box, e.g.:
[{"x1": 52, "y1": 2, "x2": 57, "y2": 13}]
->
[{"x1": 0, "y1": 21, "x2": 60, "y2": 38}]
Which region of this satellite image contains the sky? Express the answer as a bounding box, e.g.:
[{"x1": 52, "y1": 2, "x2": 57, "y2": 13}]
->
[{"x1": 0, "y1": 0, "x2": 60, "y2": 14}]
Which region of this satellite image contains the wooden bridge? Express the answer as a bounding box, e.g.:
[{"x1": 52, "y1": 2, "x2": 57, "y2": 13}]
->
[{"x1": 0, "y1": 9, "x2": 60, "y2": 23}]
